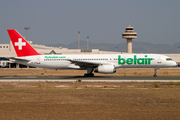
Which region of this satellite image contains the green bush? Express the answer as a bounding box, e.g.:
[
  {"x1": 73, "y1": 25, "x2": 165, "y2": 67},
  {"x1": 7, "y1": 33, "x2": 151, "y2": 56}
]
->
[
  {"x1": 46, "y1": 86, "x2": 51, "y2": 89},
  {"x1": 154, "y1": 82, "x2": 159, "y2": 88},
  {"x1": 163, "y1": 71, "x2": 169, "y2": 75},
  {"x1": 133, "y1": 72, "x2": 137, "y2": 75},
  {"x1": 76, "y1": 79, "x2": 81, "y2": 82},
  {"x1": 169, "y1": 81, "x2": 175, "y2": 85}
]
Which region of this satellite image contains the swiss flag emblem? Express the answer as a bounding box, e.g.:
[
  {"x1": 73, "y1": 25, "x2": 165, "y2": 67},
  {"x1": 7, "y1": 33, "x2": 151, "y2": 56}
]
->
[{"x1": 15, "y1": 38, "x2": 26, "y2": 50}]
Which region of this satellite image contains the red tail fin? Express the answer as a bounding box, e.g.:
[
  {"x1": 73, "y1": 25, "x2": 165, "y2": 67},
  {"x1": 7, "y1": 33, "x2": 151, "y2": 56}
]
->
[{"x1": 7, "y1": 29, "x2": 41, "y2": 57}]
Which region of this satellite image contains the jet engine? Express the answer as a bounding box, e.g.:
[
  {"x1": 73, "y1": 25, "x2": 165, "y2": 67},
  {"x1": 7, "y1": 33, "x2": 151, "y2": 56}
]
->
[{"x1": 94, "y1": 65, "x2": 116, "y2": 74}]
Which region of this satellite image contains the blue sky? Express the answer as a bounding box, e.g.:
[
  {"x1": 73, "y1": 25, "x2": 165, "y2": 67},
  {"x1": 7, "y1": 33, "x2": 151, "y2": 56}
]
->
[{"x1": 0, "y1": 0, "x2": 180, "y2": 46}]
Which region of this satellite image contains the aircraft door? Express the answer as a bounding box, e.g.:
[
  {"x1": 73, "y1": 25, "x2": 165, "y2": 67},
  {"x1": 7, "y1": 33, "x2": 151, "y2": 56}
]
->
[
  {"x1": 36, "y1": 56, "x2": 40, "y2": 64},
  {"x1": 157, "y1": 57, "x2": 161, "y2": 64}
]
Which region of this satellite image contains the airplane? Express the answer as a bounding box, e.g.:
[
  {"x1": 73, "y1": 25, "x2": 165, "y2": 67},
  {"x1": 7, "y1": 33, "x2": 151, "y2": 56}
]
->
[{"x1": 7, "y1": 29, "x2": 177, "y2": 77}]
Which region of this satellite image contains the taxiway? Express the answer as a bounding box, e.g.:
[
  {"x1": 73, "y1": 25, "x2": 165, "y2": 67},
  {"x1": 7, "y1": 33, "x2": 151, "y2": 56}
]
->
[{"x1": 0, "y1": 76, "x2": 180, "y2": 82}]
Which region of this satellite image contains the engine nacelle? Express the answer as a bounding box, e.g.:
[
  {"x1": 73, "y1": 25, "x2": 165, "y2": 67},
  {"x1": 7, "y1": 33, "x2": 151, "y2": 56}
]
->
[{"x1": 94, "y1": 65, "x2": 116, "y2": 74}]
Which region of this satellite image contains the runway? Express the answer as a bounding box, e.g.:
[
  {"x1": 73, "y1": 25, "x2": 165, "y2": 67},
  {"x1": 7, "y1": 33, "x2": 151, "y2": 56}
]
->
[{"x1": 0, "y1": 76, "x2": 180, "y2": 82}]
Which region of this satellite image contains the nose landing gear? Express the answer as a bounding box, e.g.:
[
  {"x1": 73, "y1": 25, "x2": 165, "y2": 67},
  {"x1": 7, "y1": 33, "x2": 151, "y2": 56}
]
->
[{"x1": 153, "y1": 68, "x2": 159, "y2": 77}]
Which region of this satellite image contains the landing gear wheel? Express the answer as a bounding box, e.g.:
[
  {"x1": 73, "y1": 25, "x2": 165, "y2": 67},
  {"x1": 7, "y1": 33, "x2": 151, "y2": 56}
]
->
[
  {"x1": 90, "y1": 74, "x2": 94, "y2": 77},
  {"x1": 84, "y1": 73, "x2": 94, "y2": 77},
  {"x1": 153, "y1": 74, "x2": 157, "y2": 77}
]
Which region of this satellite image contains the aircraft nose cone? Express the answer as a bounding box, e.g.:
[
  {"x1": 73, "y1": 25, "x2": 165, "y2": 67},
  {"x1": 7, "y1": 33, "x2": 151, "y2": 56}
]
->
[{"x1": 172, "y1": 61, "x2": 177, "y2": 67}]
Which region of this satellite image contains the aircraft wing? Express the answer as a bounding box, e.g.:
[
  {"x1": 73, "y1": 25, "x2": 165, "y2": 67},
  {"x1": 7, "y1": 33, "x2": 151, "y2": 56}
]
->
[
  {"x1": 6, "y1": 57, "x2": 30, "y2": 62},
  {"x1": 69, "y1": 59, "x2": 101, "y2": 68}
]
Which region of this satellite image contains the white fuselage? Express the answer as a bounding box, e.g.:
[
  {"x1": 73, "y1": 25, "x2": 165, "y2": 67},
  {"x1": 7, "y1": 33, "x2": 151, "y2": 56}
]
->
[{"x1": 13, "y1": 54, "x2": 177, "y2": 70}]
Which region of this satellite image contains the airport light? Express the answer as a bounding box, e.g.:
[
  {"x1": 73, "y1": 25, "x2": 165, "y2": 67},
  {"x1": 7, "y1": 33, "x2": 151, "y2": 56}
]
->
[
  {"x1": 78, "y1": 31, "x2": 80, "y2": 49},
  {"x1": 178, "y1": 47, "x2": 180, "y2": 53},
  {"x1": 115, "y1": 47, "x2": 118, "y2": 52},
  {"x1": 24, "y1": 27, "x2": 30, "y2": 41},
  {"x1": 87, "y1": 36, "x2": 89, "y2": 50}
]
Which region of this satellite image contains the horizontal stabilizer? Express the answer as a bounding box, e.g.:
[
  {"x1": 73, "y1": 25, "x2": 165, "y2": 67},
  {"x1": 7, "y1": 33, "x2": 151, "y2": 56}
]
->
[{"x1": 6, "y1": 57, "x2": 30, "y2": 62}]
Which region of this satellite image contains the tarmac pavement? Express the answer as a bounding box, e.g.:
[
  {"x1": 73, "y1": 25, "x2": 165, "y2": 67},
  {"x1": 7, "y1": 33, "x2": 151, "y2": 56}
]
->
[{"x1": 0, "y1": 76, "x2": 180, "y2": 82}]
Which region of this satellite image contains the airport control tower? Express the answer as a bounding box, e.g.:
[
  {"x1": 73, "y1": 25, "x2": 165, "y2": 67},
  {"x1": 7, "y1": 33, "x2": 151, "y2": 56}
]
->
[{"x1": 122, "y1": 24, "x2": 137, "y2": 53}]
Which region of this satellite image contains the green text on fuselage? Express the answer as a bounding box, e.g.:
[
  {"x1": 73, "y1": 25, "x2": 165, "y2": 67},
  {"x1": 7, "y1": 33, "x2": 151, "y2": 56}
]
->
[
  {"x1": 118, "y1": 55, "x2": 153, "y2": 65},
  {"x1": 45, "y1": 56, "x2": 66, "y2": 59}
]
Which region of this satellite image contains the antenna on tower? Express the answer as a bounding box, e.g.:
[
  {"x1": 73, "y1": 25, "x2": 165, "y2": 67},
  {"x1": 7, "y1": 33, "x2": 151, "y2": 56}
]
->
[{"x1": 128, "y1": 23, "x2": 131, "y2": 27}]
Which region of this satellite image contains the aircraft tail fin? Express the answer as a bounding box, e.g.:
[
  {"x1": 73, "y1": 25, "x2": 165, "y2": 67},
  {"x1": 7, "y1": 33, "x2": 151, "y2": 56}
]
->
[{"x1": 7, "y1": 29, "x2": 41, "y2": 57}]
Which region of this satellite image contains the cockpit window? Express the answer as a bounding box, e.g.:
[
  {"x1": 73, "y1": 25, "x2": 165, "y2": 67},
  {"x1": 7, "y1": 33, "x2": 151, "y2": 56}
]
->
[{"x1": 166, "y1": 58, "x2": 172, "y2": 61}]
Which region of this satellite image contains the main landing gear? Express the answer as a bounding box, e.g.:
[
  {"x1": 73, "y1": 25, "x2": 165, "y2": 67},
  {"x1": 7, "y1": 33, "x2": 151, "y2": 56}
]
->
[
  {"x1": 153, "y1": 68, "x2": 159, "y2": 77},
  {"x1": 84, "y1": 73, "x2": 94, "y2": 77},
  {"x1": 84, "y1": 68, "x2": 94, "y2": 77}
]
